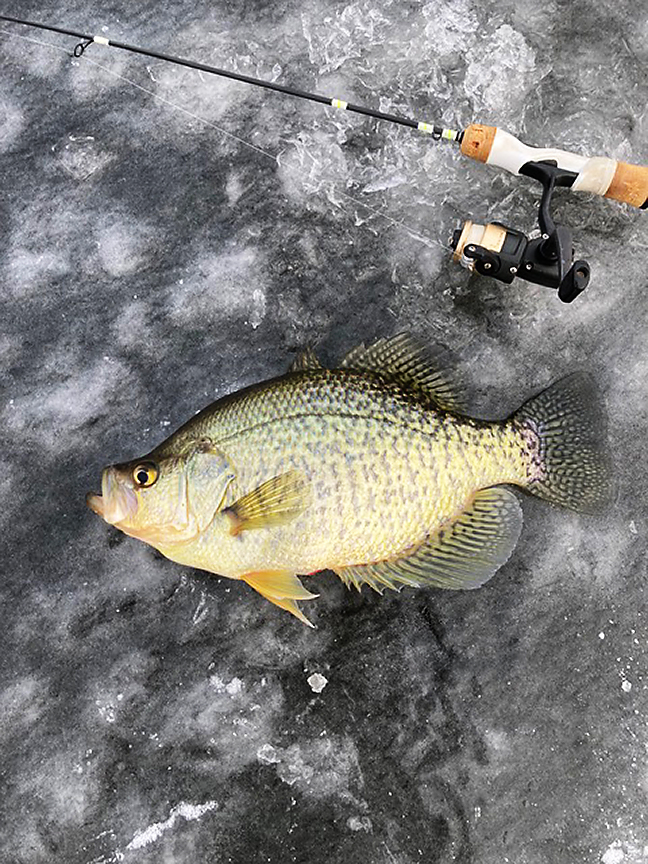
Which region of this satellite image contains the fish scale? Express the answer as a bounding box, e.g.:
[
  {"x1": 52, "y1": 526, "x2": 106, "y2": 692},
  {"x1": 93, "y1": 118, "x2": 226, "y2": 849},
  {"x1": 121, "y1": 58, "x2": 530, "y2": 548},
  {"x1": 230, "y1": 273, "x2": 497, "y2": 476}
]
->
[
  {"x1": 88, "y1": 336, "x2": 611, "y2": 625},
  {"x1": 172, "y1": 377, "x2": 530, "y2": 577}
]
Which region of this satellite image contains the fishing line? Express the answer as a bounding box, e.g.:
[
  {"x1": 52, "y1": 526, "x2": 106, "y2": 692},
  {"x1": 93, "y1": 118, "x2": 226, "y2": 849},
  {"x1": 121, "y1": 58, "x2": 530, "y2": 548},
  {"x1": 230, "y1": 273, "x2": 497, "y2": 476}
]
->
[
  {"x1": 2, "y1": 13, "x2": 647, "y2": 302},
  {"x1": 0, "y1": 24, "x2": 445, "y2": 251},
  {"x1": 84, "y1": 53, "x2": 443, "y2": 248},
  {"x1": 0, "y1": 13, "x2": 461, "y2": 142}
]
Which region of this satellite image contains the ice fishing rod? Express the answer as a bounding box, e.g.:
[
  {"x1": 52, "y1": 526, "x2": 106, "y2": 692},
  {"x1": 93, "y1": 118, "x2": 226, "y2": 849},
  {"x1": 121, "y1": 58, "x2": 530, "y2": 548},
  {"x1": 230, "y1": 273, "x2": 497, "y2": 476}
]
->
[{"x1": 3, "y1": 14, "x2": 647, "y2": 303}]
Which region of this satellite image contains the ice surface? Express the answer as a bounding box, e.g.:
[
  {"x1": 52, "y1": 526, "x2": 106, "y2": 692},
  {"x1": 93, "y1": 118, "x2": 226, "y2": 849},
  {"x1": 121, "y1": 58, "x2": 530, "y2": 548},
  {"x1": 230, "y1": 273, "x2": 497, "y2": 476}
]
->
[
  {"x1": 167, "y1": 247, "x2": 269, "y2": 329},
  {"x1": 5, "y1": 356, "x2": 135, "y2": 448},
  {"x1": 272, "y1": 735, "x2": 364, "y2": 800},
  {"x1": 422, "y1": 0, "x2": 480, "y2": 56},
  {"x1": 0, "y1": 92, "x2": 25, "y2": 152},
  {"x1": 1, "y1": 0, "x2": 647, "y2": 862},
  {"x1": 463, "y1": 25, "x2": 543, "y2": 121},
  {"x1": 0, "y1": 676, "x2": 47, "y2": 740},
  {"x1": 302, "y1": 2, "x2": 391, "y2": 73},
  {"x1": 54, "y1": 133, "x2": 116, "y2": 180},
  {"x1": 601, "y1": 842, "x2": 627, "y2": 864},
  {"x1": 68, "y1": 52, "x2": 133, "y2": 100}
]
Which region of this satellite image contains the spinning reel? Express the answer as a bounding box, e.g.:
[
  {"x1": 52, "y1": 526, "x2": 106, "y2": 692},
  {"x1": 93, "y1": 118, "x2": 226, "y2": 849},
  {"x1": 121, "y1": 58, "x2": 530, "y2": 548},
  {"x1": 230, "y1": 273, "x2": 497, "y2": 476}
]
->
[{"x1": 451, "y1": 161, "x2": 592, "y2": 303}]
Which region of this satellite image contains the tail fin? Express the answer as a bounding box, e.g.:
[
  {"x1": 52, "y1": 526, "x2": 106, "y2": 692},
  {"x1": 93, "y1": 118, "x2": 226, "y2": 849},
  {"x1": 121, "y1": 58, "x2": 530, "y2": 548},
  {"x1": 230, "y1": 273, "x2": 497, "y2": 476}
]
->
[{"x1": 512, "y1": 373, "x2": 612, "y2": 513}]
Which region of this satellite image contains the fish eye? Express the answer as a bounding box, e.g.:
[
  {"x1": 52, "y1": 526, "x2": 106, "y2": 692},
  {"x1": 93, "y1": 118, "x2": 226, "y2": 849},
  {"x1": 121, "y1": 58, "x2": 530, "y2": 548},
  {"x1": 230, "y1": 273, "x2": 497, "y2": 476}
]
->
[{"x1": 132, "y1": 462, "x2": 159, "y2": 488}]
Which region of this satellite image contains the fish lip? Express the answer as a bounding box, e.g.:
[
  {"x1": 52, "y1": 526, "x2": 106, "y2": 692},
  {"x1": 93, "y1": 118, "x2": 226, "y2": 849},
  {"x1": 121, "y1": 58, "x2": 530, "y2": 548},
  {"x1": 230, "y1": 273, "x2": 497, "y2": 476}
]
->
[
  {"x1": 87, "y1": 466, "x2": 138, "y2": 525},
  {"x1": 86, "y1": 491, "x2": 104, "y2": 517}
]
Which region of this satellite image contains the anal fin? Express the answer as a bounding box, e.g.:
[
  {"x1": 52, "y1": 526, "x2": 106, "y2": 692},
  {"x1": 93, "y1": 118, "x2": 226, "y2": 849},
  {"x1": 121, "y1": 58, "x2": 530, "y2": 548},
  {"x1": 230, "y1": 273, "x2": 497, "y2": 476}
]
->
[
  {"x1": 242, "y1": 570, "x2": 318, "y2": 627},
  {"x1": 335, "y1": 487, "x2": 523, "y2": 593}
]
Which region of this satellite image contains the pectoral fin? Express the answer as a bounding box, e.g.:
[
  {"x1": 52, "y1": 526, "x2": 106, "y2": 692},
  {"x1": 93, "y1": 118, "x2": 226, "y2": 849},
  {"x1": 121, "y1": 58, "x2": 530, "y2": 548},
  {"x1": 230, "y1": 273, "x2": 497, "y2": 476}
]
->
[
  {"x1": 242, "y1": 570, "x2": 318, "y2": 627},
  {"x1": 335, "y1": 487, "x2": 523, "y2": 593},
  {"x1": 224, "y1": 470, "x2": 310, "y2": 536}
]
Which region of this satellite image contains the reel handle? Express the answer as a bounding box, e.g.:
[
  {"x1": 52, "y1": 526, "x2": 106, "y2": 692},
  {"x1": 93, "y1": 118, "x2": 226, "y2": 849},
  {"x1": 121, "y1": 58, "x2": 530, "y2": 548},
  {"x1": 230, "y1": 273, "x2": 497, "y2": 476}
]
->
[{"x1": 461, "y1": 123, "x2": 648, "y2": 209}]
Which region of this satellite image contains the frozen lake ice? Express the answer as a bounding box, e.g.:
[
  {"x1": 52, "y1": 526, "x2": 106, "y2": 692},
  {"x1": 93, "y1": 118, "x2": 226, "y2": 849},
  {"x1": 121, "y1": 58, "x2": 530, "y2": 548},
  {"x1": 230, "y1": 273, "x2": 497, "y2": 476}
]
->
[{"x1": 1, "y1": 1, "x2": 647, "y2": 862}]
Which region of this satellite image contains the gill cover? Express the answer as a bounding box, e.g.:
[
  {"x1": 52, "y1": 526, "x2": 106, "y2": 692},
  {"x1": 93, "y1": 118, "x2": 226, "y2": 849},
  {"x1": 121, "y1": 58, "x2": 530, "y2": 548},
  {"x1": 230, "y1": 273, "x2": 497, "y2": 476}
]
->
[
  {"x1": 105, "y1": 441, "x2": 235, "y2": 545},
  {"x1": 184, "y1": 441, "x2": 236, "y2": 532}
]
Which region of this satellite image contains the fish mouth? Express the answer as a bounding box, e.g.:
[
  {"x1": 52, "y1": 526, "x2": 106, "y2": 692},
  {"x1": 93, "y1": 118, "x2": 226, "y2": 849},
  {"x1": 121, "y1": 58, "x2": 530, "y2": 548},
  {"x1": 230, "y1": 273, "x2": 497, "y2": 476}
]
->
[
  {"x1": 86, "y1": 491, "x2": 105, "y2": 517},
  {"x1": 86, "y1": 466, "x2": 138, "y2": 525}
]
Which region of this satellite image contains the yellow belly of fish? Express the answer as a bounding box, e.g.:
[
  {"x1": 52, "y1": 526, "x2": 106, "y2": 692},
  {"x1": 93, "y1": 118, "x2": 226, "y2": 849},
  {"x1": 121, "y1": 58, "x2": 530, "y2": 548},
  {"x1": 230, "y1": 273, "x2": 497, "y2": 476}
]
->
[{"x1": 163, "y1": 414, "x2": 527, "y2": 580}]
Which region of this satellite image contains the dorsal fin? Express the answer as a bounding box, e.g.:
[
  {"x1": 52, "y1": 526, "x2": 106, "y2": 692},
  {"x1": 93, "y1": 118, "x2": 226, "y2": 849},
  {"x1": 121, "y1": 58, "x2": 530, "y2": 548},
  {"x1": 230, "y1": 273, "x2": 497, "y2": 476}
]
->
[
  {"x1": 289, "y1": 347, "x2": 323, "y2": 372},
  {"x1": 339, "y1": 333, "x2": 466, "y2": 412}
]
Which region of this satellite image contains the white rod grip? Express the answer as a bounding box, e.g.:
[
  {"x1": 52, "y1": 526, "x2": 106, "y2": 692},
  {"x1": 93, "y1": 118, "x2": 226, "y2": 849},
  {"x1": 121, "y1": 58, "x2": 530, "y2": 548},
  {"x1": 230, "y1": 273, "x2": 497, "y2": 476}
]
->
[{"x1": 461, "y1": 123, "x2": 648, "y2": 208}]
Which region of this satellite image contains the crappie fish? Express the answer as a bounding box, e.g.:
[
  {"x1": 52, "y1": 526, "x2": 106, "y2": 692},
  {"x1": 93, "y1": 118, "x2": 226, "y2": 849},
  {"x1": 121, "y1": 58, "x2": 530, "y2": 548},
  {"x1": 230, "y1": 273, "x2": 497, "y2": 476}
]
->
[{"x1": 87, "y1": 335, "x2": 610, "y2": 626}]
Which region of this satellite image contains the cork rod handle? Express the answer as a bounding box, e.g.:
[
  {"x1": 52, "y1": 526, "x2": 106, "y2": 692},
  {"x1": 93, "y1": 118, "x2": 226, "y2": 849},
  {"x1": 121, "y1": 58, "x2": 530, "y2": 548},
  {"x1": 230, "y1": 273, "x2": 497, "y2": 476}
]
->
[{"x1": 461, "y1": 123, "x2": 648, "y2": 209}]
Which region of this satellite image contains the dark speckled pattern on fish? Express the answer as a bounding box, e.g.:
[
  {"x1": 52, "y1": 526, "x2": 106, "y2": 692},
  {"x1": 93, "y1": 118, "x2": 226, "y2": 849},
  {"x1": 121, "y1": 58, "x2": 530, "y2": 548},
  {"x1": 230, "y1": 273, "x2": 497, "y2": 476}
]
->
[
  {"x1": 121, "y1": 360, "x2": 534, "y2": 580},
  {"x1": 1, "y1": 0, "x2": 646, "y2": 861}
]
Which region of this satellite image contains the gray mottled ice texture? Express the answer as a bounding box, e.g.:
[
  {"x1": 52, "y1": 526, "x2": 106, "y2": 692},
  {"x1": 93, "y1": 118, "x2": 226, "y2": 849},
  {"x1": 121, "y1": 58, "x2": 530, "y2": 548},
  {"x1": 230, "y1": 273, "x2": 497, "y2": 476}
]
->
[{"x1": 1, "y1": 0, "x2": 647, "y2": 862}]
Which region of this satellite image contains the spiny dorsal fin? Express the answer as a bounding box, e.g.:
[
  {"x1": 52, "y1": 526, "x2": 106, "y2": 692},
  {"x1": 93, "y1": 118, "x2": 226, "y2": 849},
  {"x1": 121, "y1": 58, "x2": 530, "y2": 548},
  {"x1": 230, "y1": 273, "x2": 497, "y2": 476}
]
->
[
  {"x1": 334, "y1": 486, "x2": 522, "y2": 593},
  {"x1": 242, "y1": 570, "x2": 318, "y2": 627},
  {"x1": 224, "y1": 470, "x2": 310, "y2": 535},
  {"x1": 339, "y1": 333, "x2": 466, "y2": 411},
  {"x1": 289, "y1": 347, "x2": 323, "y2": 372}
]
